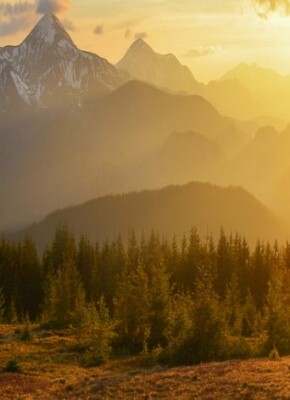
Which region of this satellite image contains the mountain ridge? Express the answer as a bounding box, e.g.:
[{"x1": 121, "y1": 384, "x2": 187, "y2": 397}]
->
[
  {"x1": 14, "y1": 181, "x2": 287, "y2": 252},
  {"x1": 116, "y1": 38, "x2": 204, "y2": 94}
]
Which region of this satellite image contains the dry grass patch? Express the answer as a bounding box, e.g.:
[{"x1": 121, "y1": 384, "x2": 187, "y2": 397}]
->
[{"x1": 0, "y1": 325, "x2": 290, "y2": 399}]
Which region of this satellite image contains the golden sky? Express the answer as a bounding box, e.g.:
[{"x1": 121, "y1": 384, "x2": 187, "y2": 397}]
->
[{"x1": 1, "y1": 0, "x2": 290, "y2": 82}]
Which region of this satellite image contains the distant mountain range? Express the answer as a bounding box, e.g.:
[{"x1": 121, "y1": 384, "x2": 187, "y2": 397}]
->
[
  {"x1": 15, "y1": 182, "x2": 286, "y2": 252},
  {"x1": 117, "y1": 39, "x2": 203, "y2": 95},
  {"x1": 1, "y1": 14, "x2": 290, "y2": 239},
  {"x1": 116, "y1": 39, "x2": 266, "y2": 121},
  {"x1": 221, "y1": 63, "x2": 290, "y2": 121},
  {"x1": 0, "y1": 77, "x2": 233, "y2": 231}
]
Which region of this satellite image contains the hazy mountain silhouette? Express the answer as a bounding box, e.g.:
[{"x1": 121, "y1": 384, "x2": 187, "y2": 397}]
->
[
  {"x1": 15, "y1": 181, "x2": 286, "y2": 252},
  {"x1": 205, "y1": 79, "x2": 263, "y2": 120},
  {"x1": 116, "y1": 39, "x2": 204, "y2": 94},
  {"x1": 92, "y1": 80, "x2": 229, "y2": 162},
  {"x1": 221, "y1": 63, "x2": 290, "y2": 121},
  {"x1": 228, "y1": 124, "x2": 290, "y2": 219},
  {"x1": 1, "y1": 16, "x2": 289, "y2": 234},
  {"x1": 214, "y1": 124, "x2": 251, "y2": 158},
  {"x1": 0, "y1": 78, "x2": 232, "y2": 231},
  {"x1": 117, "y1": 39, "x2": 265, "y2": 120},
  {"x1": 137, "y1": 131, "x2": 227, "y2": 188}
]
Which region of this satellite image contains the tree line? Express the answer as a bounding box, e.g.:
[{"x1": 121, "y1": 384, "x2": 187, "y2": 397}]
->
[{"x1": 0, "y1": 226, "x2": 289, "y2": 365}]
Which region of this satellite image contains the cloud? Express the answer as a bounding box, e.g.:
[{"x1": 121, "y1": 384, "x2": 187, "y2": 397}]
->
[
  {"x1": 124, "y1": 28, "x2": 132, "y2": 38},
  {"x1": 0, "y1": 2, "x2": 35, "y2": 36},
  {"x1": 61, "y1": 18, "x2": 76, "y2": 31},
  {"x1": 183, "y1": 46, "x2": 221, "y2": 58},
  {"x1": 134, "y1": 31, "x2": 148, "y2": 40},
  {"x1": 252, "y1": 0, "x2": 290, "y2": 17},
  {"x1": 94, "y1": 24, "x2": 104, "y2": 35},
  {"x1": 36, "y1": 0, "x2": 70, "y2": 15},
  {"x1": 0, "y1": 2, "x2": 34, "y2": 17}
]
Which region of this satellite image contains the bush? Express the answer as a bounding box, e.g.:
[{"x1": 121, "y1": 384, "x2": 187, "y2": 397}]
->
[
  {"x1": 3, "y1": 357, "x2": 23, "y2": 373},
  {"x1": 269, "y1": 347, "x2": 280, "y2": 361},
  {"x1": 76, "y1": 298, "x2": 116, "y2": 366},
  {"x1": 226, "y1": 336, "x2": 252, "y2": 359},
  {"x1": 20, "y1": 317, "x2": 33, "y2": 342}
]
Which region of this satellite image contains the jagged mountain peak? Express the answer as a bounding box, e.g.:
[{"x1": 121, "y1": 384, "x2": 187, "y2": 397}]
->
[
  {"x1": 23, "y1": 13, "x2": 75, "y2": 47},
  {"x1": 0, "y1": 14, "x2": 128, "y2": 111},
  {"x1": 129, "y1": 38, "x2": 153, "y2": 53},
  {"x1": 116, "y1": 39, "x2": 203, "y2": 94}
]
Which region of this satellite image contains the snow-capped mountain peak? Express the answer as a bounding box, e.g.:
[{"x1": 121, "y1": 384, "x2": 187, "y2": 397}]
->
[
  {"x1": 0, "y1": 15, "x2": 128, "y2": 112},
  {"x1": 25, "y1": 13, "x2": 74, "y2": 46}
]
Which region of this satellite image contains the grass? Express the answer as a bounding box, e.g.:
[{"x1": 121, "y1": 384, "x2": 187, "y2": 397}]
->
[{"x1": 0, "y1": 324, "x2": 290, "y2": 399}]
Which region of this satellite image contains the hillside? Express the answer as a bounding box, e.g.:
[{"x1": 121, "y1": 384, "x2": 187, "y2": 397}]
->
[
  {"x1": 221, "y1": 63, "x2": 290, "y2": 120},
  {"x1": 138, "y1": 131, "x2": 227, "y2": 188},
  {"x1": 0, "y1": 80, "x2": 230, "y2": 231},
  {"x1": 0, "y1": 325, "x2": 289, "y2": 400},
  {"x1": 16, "y1": 181, "x2": 286, "y2": 252},
  {"x1": 117, "y1": 40, "x2": 265, "y2": 120}
]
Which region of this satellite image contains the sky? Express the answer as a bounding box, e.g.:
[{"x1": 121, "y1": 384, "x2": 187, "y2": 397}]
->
[{"x1": 1, "y1": 0, "x2": 290, "y2": 82}]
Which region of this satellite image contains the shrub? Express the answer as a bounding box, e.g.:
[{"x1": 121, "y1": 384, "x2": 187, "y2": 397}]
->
[
  {"x1": 226, "y1": 336, "x2": 252, "y2": 359},
  {"x1": 20, "y1": 316, "x2": 33, "y2": 342},
  {"x1": 77, "y1": 298, "x2": 116, "y2": 366},
  {"x1": 269, "y1": 347, "x2": 280, "y2": 361},
  {"x1": 3, "y1": 358, "x2": 23, "y2": 373}
]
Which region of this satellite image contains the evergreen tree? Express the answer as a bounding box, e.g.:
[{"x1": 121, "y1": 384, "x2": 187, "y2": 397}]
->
[
  {"x1": 43, "y1": 261, "x2": 85, "y2": 326},
  {"x1": 265, "y1": 265, "x2": 290, "y2": 354},
  {"x1": 114, "y1": 264, "x2": 151, "y2": 353},
  {"x1": 165, "y1": 293, "x2": 194, "y2": 352},
  {"x1": 43, "y1": 225, "x2": 76, "y2": 275},
  {"x1": 224, "y1": 273, "x2": 243, "y2": 335},
  {"x1": 0, "y1": 287, "x2": 5, "y2": 323},
  {"x1": 182, "y1": 265, "x2": 228, "y2": 364},
  {"x1": 77, "y1": 235, "x2": 97, "y2": 302},
  {"x1": 147, "y1": 260, "x2": 171, "y2": 348}
]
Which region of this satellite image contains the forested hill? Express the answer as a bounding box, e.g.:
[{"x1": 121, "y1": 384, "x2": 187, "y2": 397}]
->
[{"x1": 15, "y1": 181, "x2": 286, "y2": 252}]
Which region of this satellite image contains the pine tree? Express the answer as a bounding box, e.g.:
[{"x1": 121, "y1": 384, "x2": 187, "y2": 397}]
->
[
  {"x1": 0, "y1": 287, "x2": 5, "y2": 323},
  {"x1": 84, "y1": 298, "x2": 116, "y2": 365},
  {"x1": 147, "y1": 260, "x2": 171, "y2": 348},
  {"x1": 224, "y1": 273, "x2": 243, "y2": 335},
  {"x1": 165, "y1": 293, "x2": 194, "y2": 351},
  {"x1": 77, "y1": 235, "x2": 97, "y2": 302},
  {"x1": 265, "y1": 265, "x2": 290, "y2": 354},
  {"x1": 114, "y1": 264, "x2": 151, "y2": 353},
  {"x1": 241, "y1": 291, "x2": 260, "y2": 337},
  {"x1": 43, "y1": 261, "x2": 85, "y2": 326},
  {"x1": 43, "y1": 225, "x2": 76, "y2": 275},
  {"x1": 183, "y1": 265, "x2": 228, "y2": 364}
]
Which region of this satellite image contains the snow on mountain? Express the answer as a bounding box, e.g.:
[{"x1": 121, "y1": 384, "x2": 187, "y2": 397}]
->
[{"x1": 0, "y1": 14, "x2": 129, "y2": 112}]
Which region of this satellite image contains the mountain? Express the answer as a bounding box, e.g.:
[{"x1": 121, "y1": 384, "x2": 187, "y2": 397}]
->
[
  {"x1": 15, "y1": 181, "x2": 286, "y2": 252},
  {"x1": 0, "y1": 17, "x2": 279, "y2": 232},
  {"x1": 214, "y1": 124, "x2": 251, "y2": 158},
  {"x1": 92, "y1": 80, "x2": 229, "y2": 162},
  {"x1": 0, "y1": 14, "x2": 128, "y2": 114},
  {"x1": 116, "y1": 39, "x2": 203, "y2": 94},
  {"x1": 205, "y1": 79, "x2": 263, "y2": 120},
  {"x1": 117, "y1": 40, "x2": 265, "y2": 120},
  {"x1": 139, "y1": 131, "x2": 227, "y2": 188},
  {"x1": 0, "y1": 79, "x2": 230, "y2": 231},
  {"x1": 221, "y1": 63, "x2": 290, "y2": 120},
  {"x1": 227, "y1": 124, "x2": 290, "y2": 219}
]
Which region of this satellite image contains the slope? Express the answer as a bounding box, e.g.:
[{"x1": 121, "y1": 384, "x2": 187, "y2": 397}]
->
[{"x1": 16, "y1": 181, "x2": 286, "y2": 252}]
